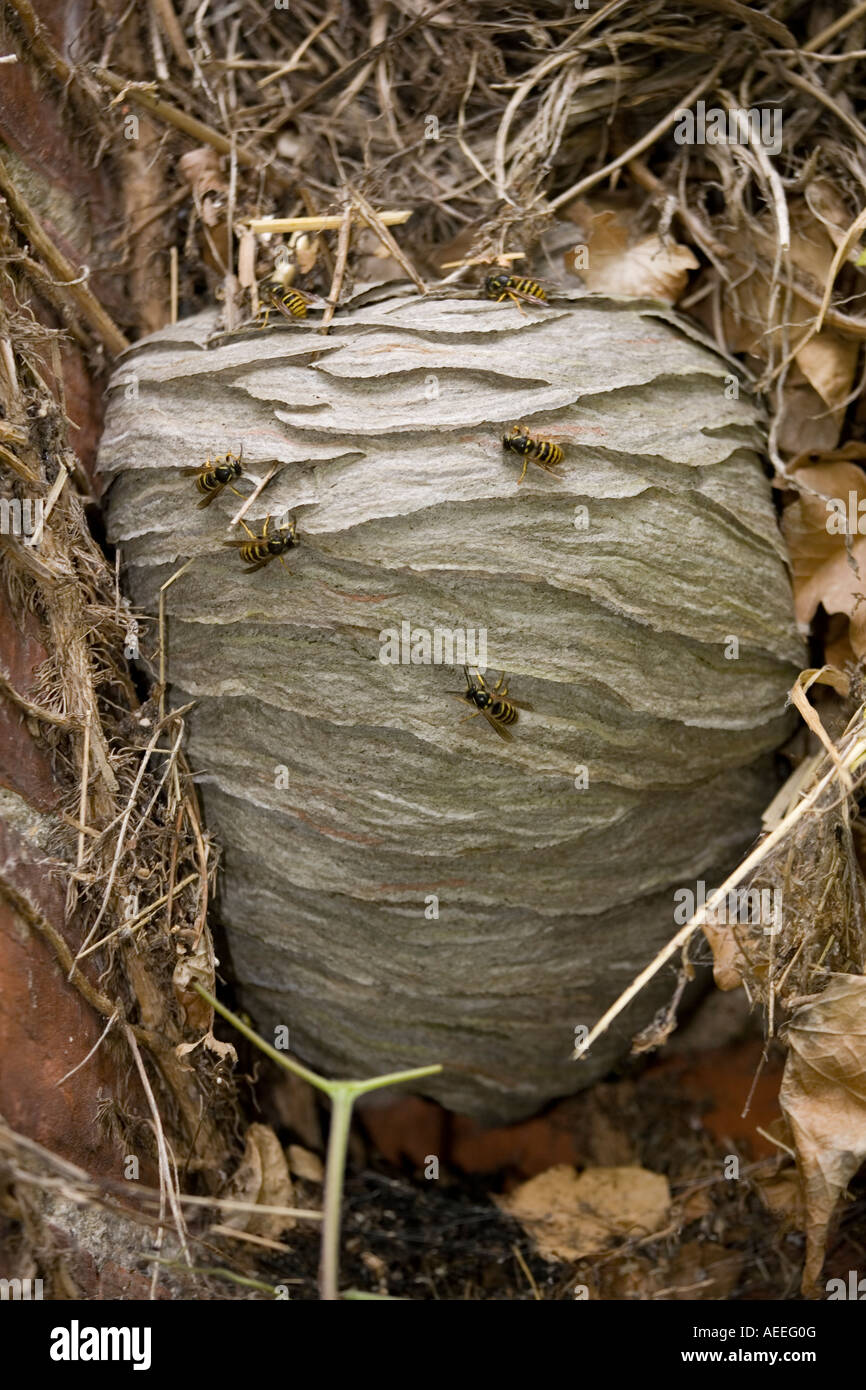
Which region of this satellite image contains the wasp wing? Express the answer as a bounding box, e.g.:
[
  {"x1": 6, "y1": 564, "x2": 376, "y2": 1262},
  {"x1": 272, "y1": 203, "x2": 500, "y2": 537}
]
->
[
  {"x1": 481, "y1": 709, "x2": 513, "y2": 740},
  {"x1": 196, "y1": 486, "x2": 224, "y2": 508}
]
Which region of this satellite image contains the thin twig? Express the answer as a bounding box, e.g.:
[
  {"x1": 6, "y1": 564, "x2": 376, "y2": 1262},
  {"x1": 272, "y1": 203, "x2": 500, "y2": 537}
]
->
[
  {"x1": 124, "y1": 1024, "x2": 191, "y2": 1279},
  {"x1": 350, "y1": 187, "x2": 426, "y2": 292},
  {"x1": 92, "y1": 67, "x2": 293, "y2": 192},
  {"x1": 573, "y1": 726, "x2": 866, "y2": 1062},
  {"x1": 550, "y1": 52, "x2": 730, "y2": 210},
  {"x1": 56, "y1": 1011, "x2": 119, "y2": 1087},
  {"x1": 0, "y1": 153, "x2": 129, "y2": 356},
  {"x1": 248, "y1": 210, "x2": 411, "y2": 234},
  {"x1": 257, "y1": 8, "x2": 338, "y2": 88},
  {"x1": 320, "y1": 205, "x2": 352, "y2": 334}
]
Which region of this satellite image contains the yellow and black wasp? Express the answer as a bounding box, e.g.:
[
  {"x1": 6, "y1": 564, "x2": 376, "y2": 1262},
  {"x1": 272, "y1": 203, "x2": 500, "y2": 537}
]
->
[
  {"x1": 502, "y1": 424, "x2": 564, "y2": 484},
  {"x1": 223, "y1": 513, "x2": 298, "y2": 574},
  {"x1": 483, "y1": 272, "x2": 548, "y2": 311},
  {"x1": 450, "y1": 666, "x2": 532, "y2": 741},
  {"x1": 257, "y1": 283, "x2": 320, "y2": 327},
  {"x1": 182, "y1": 447, "x2": 244, "y2": 508}
]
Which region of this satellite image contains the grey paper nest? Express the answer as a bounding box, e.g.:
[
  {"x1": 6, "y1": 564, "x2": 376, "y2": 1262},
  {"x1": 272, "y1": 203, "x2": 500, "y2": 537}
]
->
[{"x1": 100, "y1": 289, "x2": 803, "y2": 1121}]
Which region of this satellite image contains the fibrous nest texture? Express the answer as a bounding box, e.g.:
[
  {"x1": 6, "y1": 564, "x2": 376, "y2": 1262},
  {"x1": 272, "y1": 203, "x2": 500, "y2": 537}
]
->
[{"x1": 101, "y1": 291, "x2": 802, "y2": 1118}]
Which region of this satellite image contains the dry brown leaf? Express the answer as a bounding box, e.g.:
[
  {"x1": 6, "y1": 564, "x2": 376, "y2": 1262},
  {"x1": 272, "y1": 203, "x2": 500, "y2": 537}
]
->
[
  {"x1": 782, "y1": 460, "x2": 866, "y2": 656},
  {"x1": 177, "y1": 147, "x2": 227, "y2": 204},
  {"x1": 172, "y1": 930, "x2": 216, "y2": 1032},
  {"x1": 564, "y1": 205, "x2": 697, "y2": 302},
  {"x1": 680, "y1": 1186, "x2": 714, "y2": 1222},
  {"x1": 176, "y1": 1030, "x2": 237, "y2": 1068},
  {"x1": 692, "y1": 200, "x2": 856, "y2": 452},
  {"x1": 795, "y1": 333, "x2": 859, "y2": 413},
  {"x1": 805, "y1": 179, "x2": 858, "y2": 254},
  {"x1": 779, "y1": 976, "x2": 866, "y2": 1294},
  {"x1": 754, "y1": 1167, "x2": 805, "y2": 1229},
  {"x1": 702, "y1": 919, "x2": 746, "y2": 990},
  {"x1": 776, "y1": 371, "x2": 848, "y2": 457},
  {"x1": 497, "y1": 1164, "x2": 670, "y2": 1262},
  {"x1": 220, "y1": 1122, "x2": 295, "y2": 1238},
  {"x1": 793, "y1": 664, "x2": 850, "y2": 699},
  {"x1": 292, "y1": 233, "x2": 322, "y2": 275},
  {"x1": 287, "y1": 1143, "x2": 324, "y2": 1182},
  {"x1": 791, "y1": 442, "x2": 866, "y2": 471},
  {"x1": 788, "y1": 666, "x2": 851, "y2": 774}
]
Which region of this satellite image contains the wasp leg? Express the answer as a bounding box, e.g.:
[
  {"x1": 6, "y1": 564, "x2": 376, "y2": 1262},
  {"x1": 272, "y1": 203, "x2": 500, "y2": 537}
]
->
[
  {"x1": 458, "y1": 710, "x2": 483, "y2": 723},
  {"x1": 517, "y1": 455, "x2": 530, "y2": 484},
  {"x1": 506, "y1": 291, "x2": 528, "y2": 317}
]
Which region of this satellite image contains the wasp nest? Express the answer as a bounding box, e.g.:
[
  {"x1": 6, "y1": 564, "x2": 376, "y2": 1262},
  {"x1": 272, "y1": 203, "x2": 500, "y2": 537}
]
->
[{"x1": 100, "y1": 290, "x2": 802, "y2": 1120}]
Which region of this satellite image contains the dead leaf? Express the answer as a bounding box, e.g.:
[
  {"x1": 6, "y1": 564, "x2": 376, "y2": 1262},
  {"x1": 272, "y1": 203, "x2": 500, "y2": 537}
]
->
[
  {"x1": 754, "y1": 1167, "x2": 805, "y2": 1229},
  {"x1": 701, "y1": 920, "x2": 746, "y2": 990},
  {"x1": 564, "y1": 205, "x2": 697, "y2": 302},
  {"x1": 689, "y1": 200, "x2": 856, "y2": 452},
  {"x1": 287, "y1": 1143, "x2": 324, "y2": 1182},
  {"x1": 805, "y1": 179, "x2": 858, "y2": 256},
  {"x1": 779, "y1": 976, "x2": 866, "y2": 1293},
  {"x1": 776, "y1": 371, "x2": 847, "y2": 457},
  {"x1": 176, "y1": 1030, "x2": 237, "y2": 1068},
  {"x1": 497, "y1": 1164, "x2": 670, "y2": 1262},
  {"x1": 291, "y1": 232, "x2": 322, "y2": 276},
  {"x1": 220, "y1": 1123, "x2": 296, "y2": 1239},
  {"x1": 788, "y1": 666, "x2": 851, "y2": 773},
  {"x1": 782, "y1": 460, "x2": 866, "y2": 656},
  {"x1": 680, "y1": 1186, "x2": 714, "y2": 1222},
  {"x1": 795, "y1": 333, "x2": 859, "y2": 413},
  {"x1": 172, "y1": 931, "x2": 216, "y2": 1032},
  {"x1": 177, "y1": 147, "x2": 226, "y2": 204},
  {"x1": 790, "y1": 442, "x2": 866, "y2": 472}
]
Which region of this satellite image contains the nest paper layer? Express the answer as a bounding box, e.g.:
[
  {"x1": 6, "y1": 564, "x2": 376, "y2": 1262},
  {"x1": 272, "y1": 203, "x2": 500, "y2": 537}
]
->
[{"x1": 100, "y1": 291, "x2": 803, "y2": 1119}]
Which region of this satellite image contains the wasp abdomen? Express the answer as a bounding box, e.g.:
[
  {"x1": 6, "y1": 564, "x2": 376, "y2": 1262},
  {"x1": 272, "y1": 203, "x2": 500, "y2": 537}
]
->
[{"x1": 484, "y1": 273, "x2": 547, "y2": 303}]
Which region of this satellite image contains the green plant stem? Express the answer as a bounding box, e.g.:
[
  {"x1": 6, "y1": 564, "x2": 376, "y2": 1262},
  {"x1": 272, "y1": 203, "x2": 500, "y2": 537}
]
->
[
  {"x1": 193, "y1": 982, "x2": 442, "y2": 1299},
  {"x1": 320, "y1": 1085, "x2": 353, "y2": 1301}
]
